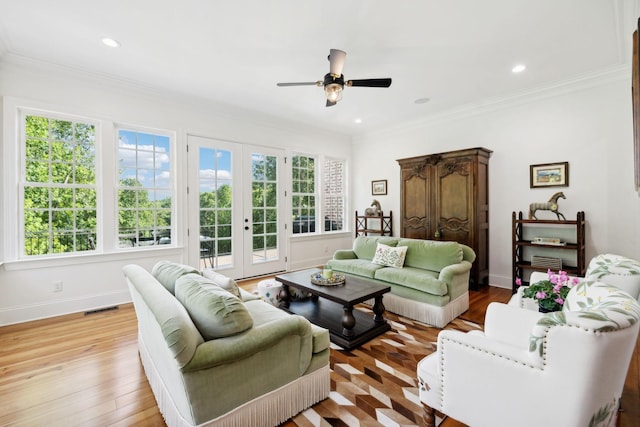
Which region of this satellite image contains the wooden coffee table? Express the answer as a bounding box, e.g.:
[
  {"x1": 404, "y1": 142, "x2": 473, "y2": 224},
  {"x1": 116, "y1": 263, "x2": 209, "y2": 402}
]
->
[{"x1": 275, "y1": 268, "x2": 391, "y2": 350}]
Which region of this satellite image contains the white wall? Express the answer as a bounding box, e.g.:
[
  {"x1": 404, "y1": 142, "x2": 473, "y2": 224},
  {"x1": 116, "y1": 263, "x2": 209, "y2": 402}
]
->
[
  {"x1": 352, "y1": 68, "x2": 640, "y2": 288},
  {"x1": 3, "y1": 57, "x2": 638, "y2": 325},
  {"x1": 0, "y1": 57, "x2": 352, "y2": 325}
]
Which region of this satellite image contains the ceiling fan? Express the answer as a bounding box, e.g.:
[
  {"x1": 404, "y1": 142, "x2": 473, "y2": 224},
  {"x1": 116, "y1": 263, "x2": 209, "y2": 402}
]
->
[{"x1": 276, "y1": 49, "x2": 392, "y2": 107}]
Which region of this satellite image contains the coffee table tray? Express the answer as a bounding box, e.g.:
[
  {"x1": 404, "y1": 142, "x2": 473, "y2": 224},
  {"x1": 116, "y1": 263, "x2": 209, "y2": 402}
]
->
[{"x1": 310, "y1": 272, "x2": 345, "y2": 286}]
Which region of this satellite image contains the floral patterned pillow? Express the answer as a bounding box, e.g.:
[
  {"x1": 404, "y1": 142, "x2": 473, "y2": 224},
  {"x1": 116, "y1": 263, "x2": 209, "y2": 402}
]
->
[{"x1": 371, "y1": 243, "x2": 408, "y2": 268}]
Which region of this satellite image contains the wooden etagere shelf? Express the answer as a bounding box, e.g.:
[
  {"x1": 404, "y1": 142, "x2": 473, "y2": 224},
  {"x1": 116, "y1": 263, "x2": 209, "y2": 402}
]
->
[
  {"x1": 355, "y1": 211, "x2": 393, "y2": 237},
  {"x1": 512, "y1": 210, "x2": 586, "y2": 293}
]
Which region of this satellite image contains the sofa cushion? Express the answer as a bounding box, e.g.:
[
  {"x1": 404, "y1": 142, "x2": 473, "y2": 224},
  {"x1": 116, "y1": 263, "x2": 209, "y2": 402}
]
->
[
  {"x1": 152, "y1": 261, "x2": 200, "y2": 294},
  {"x1": 243, "y1": 299, "x2": 329, "y2": 353},
  {"x1": 372, "y1": 243, "x2": 408, "y2": 268},
  {"x1": 375, "y1": 266, "x2": 448, "y2": 296},
  {"x1": 123, "y1": 264, "x2": 204, "y2": 367},
  {"x1": 384, "y1": 282, "x2": 451, "y2": 307},
  {"x1": 175, "y1": 275, "x2": 253, "y2": 340},
  {"x1": 352, "y1": 236, "x2": 400, "y2": 261},
  {"x1": 327, "y1": 258, "x2": 385, "y2": 278},
  {"x1": 399, "y1": 239, "x2": 463, "y2": 272},
  {"x1": 201, "y1": 269, "x2": 242, "y2": 298}
]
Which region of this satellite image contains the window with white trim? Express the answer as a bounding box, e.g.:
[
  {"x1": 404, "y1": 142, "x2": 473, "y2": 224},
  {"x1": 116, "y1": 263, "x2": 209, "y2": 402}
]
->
[
  {"x1": 323, "y1": 158, "x2": 345, "y2": 232},
  {"x1": 22, "y1": 113, "x2": 98, "y2": 256},
  {"x1": 291, "y1": 154, "x2": 346, "y2": 235},
  {"x1": 117, "y1": 128, "x2": 173, "y2": 248},
  {"x1": 14, "y1": 106, "x2": 177, "y2": 260},
  {"x1": 291, "y1": 154, "x2": 316, "y2": 234}
]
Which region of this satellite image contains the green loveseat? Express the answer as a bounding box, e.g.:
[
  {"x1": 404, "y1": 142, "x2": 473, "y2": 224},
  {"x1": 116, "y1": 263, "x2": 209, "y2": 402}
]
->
[
  {"x1": 123, "y1": 261, "x2": 330, "y2": 427},
  {"x1": 327, "y1": 236, "x2": 475, "y2": 327}
]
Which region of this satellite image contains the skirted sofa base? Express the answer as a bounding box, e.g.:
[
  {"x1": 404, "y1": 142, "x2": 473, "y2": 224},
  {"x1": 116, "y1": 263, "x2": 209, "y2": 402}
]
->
[
  {"x1": 370, "y1": 291, "x2": 469, "y2": 328},
  {"x1": 138, "y1": 332, "x2": 330, "y2": 427}
]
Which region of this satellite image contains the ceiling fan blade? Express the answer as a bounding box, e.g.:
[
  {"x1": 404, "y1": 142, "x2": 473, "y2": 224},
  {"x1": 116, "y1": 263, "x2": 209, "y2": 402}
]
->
[
  {"x1": 328, "y1": 49, "x2": 347, "y2": 76},
  {"x1": 326, "y1": 99, "x2": 337, "y2": 107},
  {"x1": 276, "y1": 81, "x2": 322, "y2": 87},
  {"x1": 347, "y1": 78, "x2": 392, "y2": 88}
]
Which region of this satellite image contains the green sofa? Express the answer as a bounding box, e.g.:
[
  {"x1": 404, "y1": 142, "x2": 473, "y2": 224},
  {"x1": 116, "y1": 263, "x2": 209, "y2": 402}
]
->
[
  {"x1": 123, "y1": 261, "x2": 330, "y2": 427},
  {"x1": 327, "y1": 236, "x2": 475, "y2": 327}
]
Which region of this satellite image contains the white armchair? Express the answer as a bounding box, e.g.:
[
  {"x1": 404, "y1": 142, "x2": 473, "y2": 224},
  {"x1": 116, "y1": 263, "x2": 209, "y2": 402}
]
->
[
  {"x1": 511, "y1": 253, "x2": 640, "y2": 309},
  {"x1": 417, "y1": 281, "x2": 640, "y2": 427}
]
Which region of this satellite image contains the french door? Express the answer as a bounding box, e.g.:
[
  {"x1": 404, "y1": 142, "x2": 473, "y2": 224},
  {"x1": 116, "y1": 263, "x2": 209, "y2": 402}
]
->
[{"x1": 187, "y1": 135, "x2": 286, "y2": 279}]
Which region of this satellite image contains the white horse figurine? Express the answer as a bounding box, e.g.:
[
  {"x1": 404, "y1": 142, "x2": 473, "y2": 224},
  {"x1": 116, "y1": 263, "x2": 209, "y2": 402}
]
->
[
  {"x1": 364, "y1": 199, "x2": 382, "y2": 216},
  {"x1": 529, "y1": 191, "x2": 566, "y2": 220}
]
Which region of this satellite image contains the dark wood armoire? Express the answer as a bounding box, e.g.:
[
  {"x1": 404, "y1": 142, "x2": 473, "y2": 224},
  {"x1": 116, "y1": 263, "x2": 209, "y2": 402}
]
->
[{"x1": 397, "y1": 147, "x2": 492, "y2": 290}]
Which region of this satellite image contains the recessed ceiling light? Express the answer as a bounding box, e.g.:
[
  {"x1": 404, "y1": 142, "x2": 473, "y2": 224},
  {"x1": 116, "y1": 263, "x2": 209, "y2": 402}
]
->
[
  {"x1": 414, "y1": 97, "x2": 430, "y2": 104},
  {"x1": 354, "y1": 118, "x2": 362, "y2": 124},
  {"x1": 101, "y1": 37, "x2": 120, "y2": 48},
  {"x1": 512, "y1": 64, "x2": 526, "y2": 73}
]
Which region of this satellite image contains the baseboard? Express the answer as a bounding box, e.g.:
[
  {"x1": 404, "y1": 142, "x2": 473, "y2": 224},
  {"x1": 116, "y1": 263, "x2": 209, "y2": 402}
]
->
[
  {"x1": 488, "y1": 273, "x2": 512, "y2": 289},
  {"x1": 0, "y1": 290, "x2": 132, "y2": 326}
]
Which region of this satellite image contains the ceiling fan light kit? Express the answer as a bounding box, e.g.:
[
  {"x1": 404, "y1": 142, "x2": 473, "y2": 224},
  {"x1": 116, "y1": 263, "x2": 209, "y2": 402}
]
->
[
  {"x1": 324, "y1": 73, "x2": 344, "y2": 104},
  {"x1": 277, "y1": 49, "x2": 392, "y2": 107}
]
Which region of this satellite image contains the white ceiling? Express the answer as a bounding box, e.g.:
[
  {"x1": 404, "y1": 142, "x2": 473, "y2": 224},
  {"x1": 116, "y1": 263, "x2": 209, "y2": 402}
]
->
[{"x1": 0, "y1": 0, "x2": 638, "y2": 136}]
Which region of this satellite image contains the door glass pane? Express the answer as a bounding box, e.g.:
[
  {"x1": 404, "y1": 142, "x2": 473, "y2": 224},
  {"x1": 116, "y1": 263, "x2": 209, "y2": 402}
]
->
[
  {"x1": 199, "y1": 147, "x2": 233, "y2": 269},
  {"x1": 251, "y1": 153, "x2": 278, "y2": 263}
]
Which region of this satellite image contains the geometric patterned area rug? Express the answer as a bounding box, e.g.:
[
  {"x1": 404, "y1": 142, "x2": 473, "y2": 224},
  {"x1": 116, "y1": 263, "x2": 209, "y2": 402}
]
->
[{"x1": 280, "y1": 305, "x2": 482, "y2": 426}]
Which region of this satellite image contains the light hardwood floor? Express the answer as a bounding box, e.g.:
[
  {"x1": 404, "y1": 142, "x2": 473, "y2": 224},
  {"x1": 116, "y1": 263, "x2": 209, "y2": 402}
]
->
[{"x1": 0, "y1": 280, "x2": 637, "y2": 426}]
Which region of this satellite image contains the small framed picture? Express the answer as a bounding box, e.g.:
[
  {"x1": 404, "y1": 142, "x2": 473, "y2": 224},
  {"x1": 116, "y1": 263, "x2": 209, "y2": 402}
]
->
[
  {"x1": 530, "y1": 162, "x2": 569, "y2": 188},
  {"x1": 371, "y1": 179, "x2": 387, "y2": 195}
]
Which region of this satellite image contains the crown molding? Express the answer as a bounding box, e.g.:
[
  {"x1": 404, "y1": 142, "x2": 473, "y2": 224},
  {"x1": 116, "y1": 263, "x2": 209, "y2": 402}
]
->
[
  {"x1": 0, "y1": 18, "x2": 10, "y2": 59},
  {"x1": 355, "y1": 64, "x2": 630, "y2": 142},
  {"x1": 0, "y1": 53, "x2": 348, "y2": 141}
]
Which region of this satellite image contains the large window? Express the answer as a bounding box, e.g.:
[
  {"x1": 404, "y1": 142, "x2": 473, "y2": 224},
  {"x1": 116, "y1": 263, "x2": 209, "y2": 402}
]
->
[
  {"x1": 291, "y1": 154, "x2": 346, "y2": 235},
  {"x1": 22, "y1": 114, "x2": 97, "y2": 256},
  {"x1": 323, "y1": 158, "x2": 345, "y2": 232},
  {"x1": 291, "y1": 155, "x2": 316, "y2": 234},
  {"x1": 117, "y1": 128, "x2": 173, "y2": 248},
  {"x1": 19, "y1": 113, "x2": 176, "y2": 257}
]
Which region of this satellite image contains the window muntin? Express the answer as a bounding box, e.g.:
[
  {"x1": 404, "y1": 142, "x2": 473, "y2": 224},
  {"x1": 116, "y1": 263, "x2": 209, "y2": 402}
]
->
[
  {"x1": 291, "y1": 154, "x2": 346, "y2": 235},
  {"x1": 117, "y1": 128, "x2": 173, "y2": 248},
  {"x1": 251, "y1": 152, "x2": 279, "y2": 260},
  {"x1": 199, "y1": 147, "x2": 233, "y2": 268},
  {"x1": 291, "y1": 155, "x2": 316, "y2": 234},
  {"x1": 22, "y1": 114, "x2": 97, "y2": 256},
  {"x1": 323, "y1": 158, "x2": 345, "y2": 232}
]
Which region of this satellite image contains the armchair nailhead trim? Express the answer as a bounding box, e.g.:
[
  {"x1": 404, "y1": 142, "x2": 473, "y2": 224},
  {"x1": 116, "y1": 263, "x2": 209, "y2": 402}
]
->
[
  {"x1": 536, "y1": 322, "x2": 636, "y2": 368},
  {"x1": 438, "y1": 336, "x2": 539, "y2": 408}
]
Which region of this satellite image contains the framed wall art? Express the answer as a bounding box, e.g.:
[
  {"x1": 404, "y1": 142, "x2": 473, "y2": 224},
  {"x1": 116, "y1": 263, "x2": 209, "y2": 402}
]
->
[
  {"x1": 530, "y1": 162, "x2": 569, "y2": 188},
  {"x1": 371, "y1": 179, "x2": 387, "y2": 195}
]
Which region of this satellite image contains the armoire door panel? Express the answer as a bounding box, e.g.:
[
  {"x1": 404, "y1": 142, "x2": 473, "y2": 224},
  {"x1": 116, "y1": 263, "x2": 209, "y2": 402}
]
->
[
  {"x1": 436, "y1": 159, "x2": 473, "y2": 247},
  {"x1": 402, "y1": 169, "x2": 429, "y2": 239},
  {"x1": 403, "y1": 175, "x2": 428, "y2": 219},
  {"x1": 438, "y1": 172, "x2": 470, "y2": 222}
]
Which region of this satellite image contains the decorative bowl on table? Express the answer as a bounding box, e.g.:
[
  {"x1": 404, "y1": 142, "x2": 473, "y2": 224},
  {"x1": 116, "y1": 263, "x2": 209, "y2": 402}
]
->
[{"x1": 310, "y1": 272, "x2": 346, "y2": 286}]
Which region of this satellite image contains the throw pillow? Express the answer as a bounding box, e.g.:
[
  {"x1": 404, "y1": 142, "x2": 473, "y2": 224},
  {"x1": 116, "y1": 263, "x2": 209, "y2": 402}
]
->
[
  {"x1": 151, "y1": 261, "x2": 200, "y2": 294},
  {"x1": 201, "y1": 269, "x2": 242, "y2": 298},
  {"x1": 175, "y1": 275, "x2": 253, "y2": 340},
  {"x1": 371, "y1": 243, "x2": 408, "y2": 268}
]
